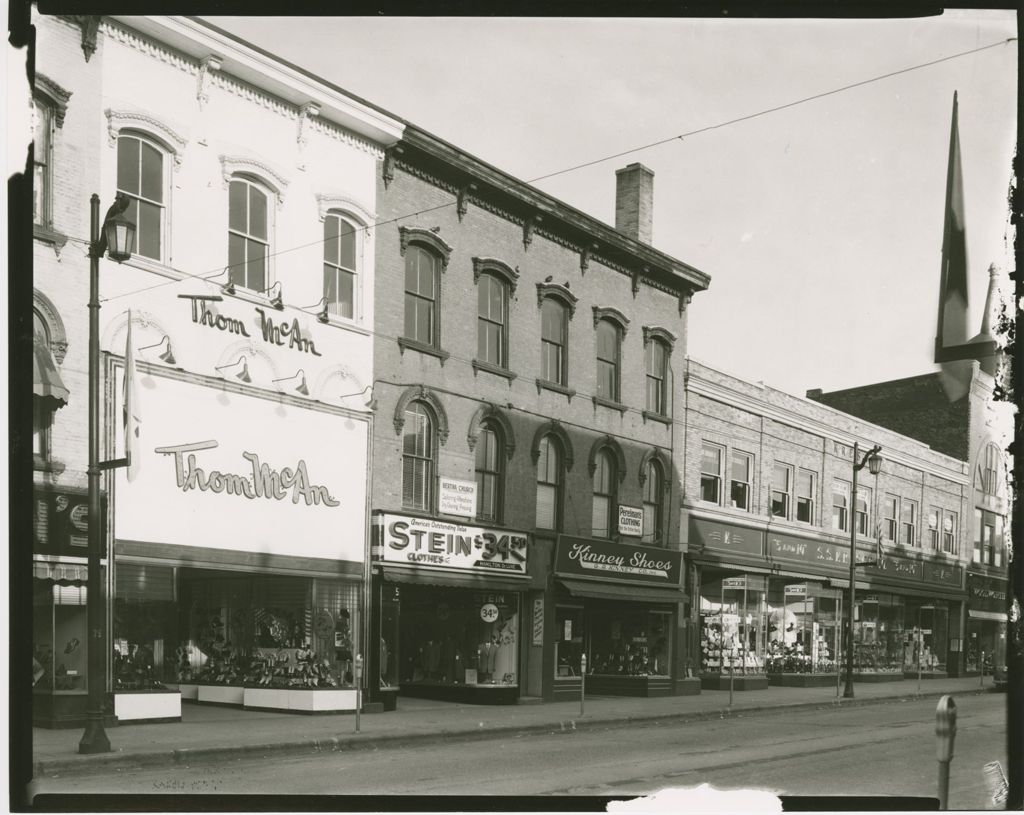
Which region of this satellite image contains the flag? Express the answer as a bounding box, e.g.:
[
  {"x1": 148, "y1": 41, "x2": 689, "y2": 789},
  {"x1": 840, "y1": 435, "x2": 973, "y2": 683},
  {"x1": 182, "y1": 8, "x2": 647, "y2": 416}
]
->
[
  {"x1": 935, "y1": 91, "x2": 973, "y2": 401},
  {"x1": 124, "y1": 311, "x2": 141, "y2": 482}
]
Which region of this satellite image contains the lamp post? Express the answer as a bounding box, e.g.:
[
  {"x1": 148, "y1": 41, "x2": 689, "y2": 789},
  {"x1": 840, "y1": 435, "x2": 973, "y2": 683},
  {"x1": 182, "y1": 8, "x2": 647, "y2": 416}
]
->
[
  {"x1": 78, "y1": 194, "x2": 135, "y2": 754},
  {"x1": 842, "y1": 441, "x2": 882, "y2": 699}
]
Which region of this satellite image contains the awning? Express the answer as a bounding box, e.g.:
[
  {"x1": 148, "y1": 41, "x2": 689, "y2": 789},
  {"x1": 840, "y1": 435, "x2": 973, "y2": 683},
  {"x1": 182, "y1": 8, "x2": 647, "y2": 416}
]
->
[
  {"x1": 830, "y1": 576, "x2": 964, "y2": 600},
  {"x1": 33, "y1": 560, "x2": 87, "y2": 584},
  {"x1": 968, "y1": 609, "x2": 1007, "y2": 622},
  {"x1": 829, "y1": 577, "x2": 872, "y2": 591},
  {"x1": 33, "y1": 337, "x2": 70, "y2": 406},
  {"x1": 559, "y1": 578, "x2": 685, "y2": 605},
  {"x1": 380, "y1": 566, "x2": 530, "y2": 593}
]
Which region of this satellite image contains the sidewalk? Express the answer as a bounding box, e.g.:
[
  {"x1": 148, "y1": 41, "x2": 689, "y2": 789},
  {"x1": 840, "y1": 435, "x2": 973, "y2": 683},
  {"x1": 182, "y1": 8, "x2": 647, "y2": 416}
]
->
[{"x1": 32, "y1": 675, "x2": 1000, "y2": 777}]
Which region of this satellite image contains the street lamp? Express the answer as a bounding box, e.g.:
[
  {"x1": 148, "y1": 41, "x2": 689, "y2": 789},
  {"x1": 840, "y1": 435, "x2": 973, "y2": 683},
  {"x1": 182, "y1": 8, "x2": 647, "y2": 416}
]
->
[
  {"x1": 79, "y1": 193, "x2": 135, "y2": 754},
  {"x1": 843, "y1": 441, "x2": 882, "y2": 699}
]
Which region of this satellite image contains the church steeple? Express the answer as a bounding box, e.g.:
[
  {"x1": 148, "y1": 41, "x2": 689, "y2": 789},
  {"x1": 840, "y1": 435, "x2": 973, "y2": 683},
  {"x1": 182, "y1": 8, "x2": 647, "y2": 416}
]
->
[{"x1": 966, "y1": 263, "x2": 1001, "y2": 376}]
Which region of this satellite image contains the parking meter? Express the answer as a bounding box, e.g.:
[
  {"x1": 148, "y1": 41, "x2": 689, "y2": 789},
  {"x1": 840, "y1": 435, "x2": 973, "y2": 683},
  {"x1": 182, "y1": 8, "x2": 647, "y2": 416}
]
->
[
  {"x1": 354, "y1": 653, "x2": 363, "y2": 733},
  {"x1": 935, "y1": 695, "x2": 957, "y2": 761},
  {"x1": 579, "y1": 653, "x2": 587, "y2": 716},
  {"x1": 580, "y1": 653, "x2": 587, "y2": 675}
]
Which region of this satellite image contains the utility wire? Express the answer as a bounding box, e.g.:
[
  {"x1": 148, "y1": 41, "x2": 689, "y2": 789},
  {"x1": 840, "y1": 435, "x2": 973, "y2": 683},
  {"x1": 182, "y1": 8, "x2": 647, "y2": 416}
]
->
[{"x1": 73, "y1": 35, "x2": 1013, "y2": 307}]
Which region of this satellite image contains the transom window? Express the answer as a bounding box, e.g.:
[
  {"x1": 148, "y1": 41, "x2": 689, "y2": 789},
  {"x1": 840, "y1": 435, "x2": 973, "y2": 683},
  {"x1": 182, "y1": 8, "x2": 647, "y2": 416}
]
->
[
  {"x1": 228, "y1": 177, "x2": 269, "y2": 291},
  {"x1": 730, "y1": 451, "x2": 752, "y2": 511},
  {"x1": 323, "y1": 212, "x2": 359, "y2": 320},
  {"x1": 832, "y1": 482, "x2": 850, "y2": 532},
  {"x1": 645, "y1": 339, "x2": 668, "y2": 415},
  {"x1": 796, "y1": 469, "x2": 815, "y2": 524},
  {"x1": 700, "y1": 443, "x2": 723, "y2": 504},
  {"x1": 402, "y1": 402, "x2": 435, "y2": 511},
  {"x1": 33, "y1": 97, "x2": 53, "y2": 227},
  {"x1": 596, "y1": 319, "x2": 621, "y2": 401},
  {"x1": 404, "y1": 244, "x2": 440, "y2": 346},
  {"x1": 901, "y1": 499, "x2": 918, "y2": 547},
  {"x1": 591, "y1": 449, "x2": 616, "y2": 539},
  {"x1": 642, "y1": 459, "x2": 664, "y2": 545},
  {"x1": 771, "y1": 463, "x2": 792, "y2": 519},
  {"x1": 540, "y1": 298, "x2": 568, "y2": 386},
  {"x1": 477, "y1": 273, "x2": 508, "y2": 367},
  {"x1": 475, "y1": 422, "x2": 504, "y2": 523},
  {"x1": 882, "y1": 495, "x2": 899, "y2": 542},
  {"x1": 536, "y1": 435, "x2": 562, "y2": 530}
]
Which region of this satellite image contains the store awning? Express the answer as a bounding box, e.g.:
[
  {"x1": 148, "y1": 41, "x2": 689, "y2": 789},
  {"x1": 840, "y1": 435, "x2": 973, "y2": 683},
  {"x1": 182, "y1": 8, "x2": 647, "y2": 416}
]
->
[
  {"x1": 33, "y1": 337, "x2": 70, "y2": 406},
  {"x1": 380, "y1": 566, "x2": 530, "y2": 593},
  {"x1": 33, "y1": 560, "x2": 87, "y2": 584},
  {"x1": 559, "y1": 578, "x2": 685, "y2": 605},
  {"x1": 968, "y1": 609, "x2": 1007, "y2": 622}
]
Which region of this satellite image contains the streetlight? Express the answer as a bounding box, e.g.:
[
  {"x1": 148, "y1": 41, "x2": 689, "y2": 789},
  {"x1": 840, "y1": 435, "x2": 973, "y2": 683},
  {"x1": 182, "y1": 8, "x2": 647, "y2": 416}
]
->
[
  {"x1": 79, "y1": 193, "x2": 135, "y2": 754},
  {"x1": 843, "y1": 441, "x2": 882, "y2": 699}
]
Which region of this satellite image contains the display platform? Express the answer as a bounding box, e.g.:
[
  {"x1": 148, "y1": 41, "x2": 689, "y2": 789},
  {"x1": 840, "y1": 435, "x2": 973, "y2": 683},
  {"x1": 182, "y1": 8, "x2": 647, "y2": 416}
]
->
[
  {"x1": 586, "y1": 675, "x2": 673, "y2": 697},
  {"x1": 700, "y1": 672, "x2": 769, "y2": 691},
  {"x1": 195, "y1": 684, "x2": 245, "y2": 705},
  {"x1": 903, "y1": 670, "x2": 948, "y2": 680},
  {"x1": 243, "y1": 687, "x2": 358, "y2": 713},
  {"x1": 767, "y1": 672, "x2": 840, "y2": 688},
  {"x1": 400, "y1": 682, "x2": 518, "y2": 705},
  {"x1": 113, "y1": 690, "x2": 182, "y2": 723},
  {"x1": 852, "y1": 671, "x2": 905, "y2": 683}
]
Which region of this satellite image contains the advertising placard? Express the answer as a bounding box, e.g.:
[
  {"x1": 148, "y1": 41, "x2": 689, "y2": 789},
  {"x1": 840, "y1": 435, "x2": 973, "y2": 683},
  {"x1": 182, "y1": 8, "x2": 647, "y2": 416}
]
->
[
  {"x1": 376, "y1": 513, "x2": 530, "y2": 576},
  {"x1": 532, "y1": 597, "x2": 545, "y2": 646},
  {"x1": 690, "y1": 518, "x2": 763, "y2": 556},
  {"x1": 554, "y1": 536, "x2": 682, "y2": 585},
  {"x1": 438, "y1": 477, "x2": 477, "y2": 518},
  {"x1": 617, "y1": 505, "x2": 644, "y2": 537}
]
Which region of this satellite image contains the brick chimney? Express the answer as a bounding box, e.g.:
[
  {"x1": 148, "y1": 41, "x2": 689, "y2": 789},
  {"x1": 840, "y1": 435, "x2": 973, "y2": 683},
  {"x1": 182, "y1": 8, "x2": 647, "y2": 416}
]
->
[{"x1": 615, "y1": 163, "x2": 654, "y2": 244}]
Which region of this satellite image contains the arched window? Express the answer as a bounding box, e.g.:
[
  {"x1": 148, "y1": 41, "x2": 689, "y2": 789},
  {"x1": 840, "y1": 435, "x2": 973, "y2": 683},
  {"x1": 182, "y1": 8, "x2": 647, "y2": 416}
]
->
[
  {"x1": 323, "y1": 211, "x2": 360, "y2": 320},
  {"x1": 536, "y1": 435, "x2": 563, "y2": 530},
  {"x1": 117, "y1": 133, "x2": 168, "y2": 262},
  {"x1": 541, "y1": 298, "x2": 568, "y2": 385},
  {"x1": 402, "y1": 401, "x2": 435, "y2": 511},
  {"x1": 404, "y1": 244, "x2": 441, "y2": 347},
  {"x1": 33, "y1": 309, "x2": 61, "y2": 464},
  {"x1": 645, "y1": 337, "x2": 669, "y2": 415},
  {"x1": 596, "y1": 319, "x2": 621, "y2": 401},
  {"x1": 228, "y1": 176, "x2": 271, "y2": 292},
  {"x1": 591, "y1": 448, "x2": 616, "y2": 538},
  {"x1": 475, "y1": 421, "x2": 504, "y2": 522},
  {"x1": 477, "y1": 273, "x2": 509, "y2": 368},
  {"x1": 642, "y1": 459, "x2": 664, "y2": 544}
]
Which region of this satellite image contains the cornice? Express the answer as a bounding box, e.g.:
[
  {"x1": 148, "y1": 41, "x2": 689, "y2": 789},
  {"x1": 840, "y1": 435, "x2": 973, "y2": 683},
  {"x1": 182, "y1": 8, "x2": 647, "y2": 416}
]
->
[{"x1": 101, "y1": 20, "x2": 197, "y2": 75}]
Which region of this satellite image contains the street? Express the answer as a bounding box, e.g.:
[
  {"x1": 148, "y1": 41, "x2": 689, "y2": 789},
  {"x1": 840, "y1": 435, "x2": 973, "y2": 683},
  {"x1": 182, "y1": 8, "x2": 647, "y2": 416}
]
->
[{"x1": 31, "y1": 693, "x2": 1007, "y2": 808}]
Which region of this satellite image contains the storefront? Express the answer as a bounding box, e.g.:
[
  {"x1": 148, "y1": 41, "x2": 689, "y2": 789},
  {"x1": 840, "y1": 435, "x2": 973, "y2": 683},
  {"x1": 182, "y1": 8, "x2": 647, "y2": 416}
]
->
[
  {"x1": 551, "y1": 536, "x2": 689, "y2": 699},
  {"x1": 370, "y1": 512, "x2": 532, "y2": 705},
  {"x1": 963, "y1": 573, "x2": 1008, "y2": 675}
]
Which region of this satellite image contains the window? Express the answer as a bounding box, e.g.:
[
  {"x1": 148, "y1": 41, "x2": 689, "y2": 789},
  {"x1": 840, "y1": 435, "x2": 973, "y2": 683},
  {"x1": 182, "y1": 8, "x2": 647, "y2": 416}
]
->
[
  {"x1": 33, "y1": 311, "x2": 53, "y2": 462},
  {"x1": 992, "y1": 515, "x2": 1003, "y2": 567},
  {"x1": 976, "y1": 510, "x2": 1004, "y2": 566},
  {"x1": 540, "y1": 298, "x2": 567, "y2": 385},
  {"x1": 475, "y1": 422, "x2": 503, "y2": 523},
  {"x1": 591, "y1": 449, "x2": 616, "y2": 539},
  {"x1": 402, "y1": 402, "x2": 435, "y2": 511},
  {"x1": 942, "y1": 510, "x2": 957, "y2": 554},
  {"x1": 927, "y1": 508, "x2": 941, "y2": 550},
  {"x1": 117, "y1": 134, "x2": 166, "y2": 261},
  {"x1": 855, "y1": 487, "x2": 871, "y2": 537},
  {"x1": 477, "y1": 273, "x2": 508, "y2": 367},
  {"x1": 981, "y1": 443, "x2": 1000, "y2": 496},
  {"x1": 796, "y1": 469, "x2": 815, "y2": 524},
  {"x1": 771, "y1": 463, "x2": 792, "y2": 519},
  {"x1": 902, "y1": 499, "x2": 918, "y2": 547},
  {"x1": 323, "y1": 212, "x2": 359, "y2": 320},
  {"x1": 645, "y1": 338, "x2": 668, "y2": 415},
  {"x1": 228, "y1": 177, "x2": 269, "y2": 291},
  {"x1": 700, "y1": 443, "x2": 723, "y2": 504},
  {"x1": 730, "y1": 451, "x2": 752, "y2": 511},
  {"x1": 973, "y1": 509, "x2": 984, "y2": 563},
  {"x1": 642, "y1": 459, "x2": 664, "y2": 544},
  {"x1": 881, "y1": 495, "x2": 898, "y2": 542},
  {"x1": 536, "y1": 435, "x2": 562, "y2": 530},
  {"x1": 554, "y1": 606, "x2": 584, "y2": 679},
  {"x1": 33, "y1": 97, "x2": 53, "y2": 226},
  {"x1": 832, "y1": 482, "x2": 850, "y2": 532},
  {"x1": 404, "y1": 244, "x2": 440, "y2": 346},
  {"x1": 595, "y1": 319, "x2": 621, "y2": 401}
]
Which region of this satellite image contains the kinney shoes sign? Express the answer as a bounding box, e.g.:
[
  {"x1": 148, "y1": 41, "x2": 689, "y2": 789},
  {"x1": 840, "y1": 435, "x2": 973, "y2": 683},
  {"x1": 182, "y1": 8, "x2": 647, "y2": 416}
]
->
[{"x1": 554, "y1": 536, "x2": 681, "y2": 585}]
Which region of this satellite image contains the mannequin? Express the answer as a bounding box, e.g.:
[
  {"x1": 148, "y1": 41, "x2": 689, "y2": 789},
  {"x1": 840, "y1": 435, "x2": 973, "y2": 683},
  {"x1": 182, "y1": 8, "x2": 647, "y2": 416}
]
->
[{"x1": 477, "y1": 639, "x2": 498, "y2": 680}]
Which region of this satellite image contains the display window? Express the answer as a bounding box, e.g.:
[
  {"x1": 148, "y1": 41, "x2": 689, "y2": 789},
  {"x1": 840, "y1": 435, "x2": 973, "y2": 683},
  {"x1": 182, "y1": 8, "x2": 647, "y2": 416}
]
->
[
  {"x1": 33, "y1": 581, "x2": 90, "y2": 693},
  {"x1": 555, "y1": 605, "x2": 584, "y2": 678},
  {"x1": 699, "y1": 575, "x2": 768, "y2": 674},
  {"x1": 965, "y1": 619, "x2": 1006, "y2": 673},
  {"x1": 852, "y1": 593, "x2": 905, "y2": 673},
  {"x1": 902, "y1": 600, "x2": 948, "y2": 672},
  {"x1": 764, "y1": 582, "x2": 842, "y2": 674},
  {"x1": 392, "y1": 584, "x2": 520, "y2": 687},
  {"x1": 587, "y1": 607, "x2": 672, "y2": 677}
]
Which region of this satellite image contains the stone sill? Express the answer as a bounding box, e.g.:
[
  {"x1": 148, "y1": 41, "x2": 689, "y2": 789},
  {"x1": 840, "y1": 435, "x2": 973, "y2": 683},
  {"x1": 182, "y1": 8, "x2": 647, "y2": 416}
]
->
[
  {"x1": 397, "y1": 337, "x2": 450, "y2": 364},
  {"x1": 592, "y1": 395, "x2": 627, "y2": 415},
  {"x1": 472, "y1": 359, "x2": 517, "y2": 382},
  {"x1": 535, "y1": 378, "x2": 575, "y2": 400}
]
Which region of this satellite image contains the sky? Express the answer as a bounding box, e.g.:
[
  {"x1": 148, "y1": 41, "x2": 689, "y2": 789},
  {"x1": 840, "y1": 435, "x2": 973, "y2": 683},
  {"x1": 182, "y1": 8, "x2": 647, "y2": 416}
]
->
[{"x1": 205, "y1": 12, "x2": 1017, "y2": 397}]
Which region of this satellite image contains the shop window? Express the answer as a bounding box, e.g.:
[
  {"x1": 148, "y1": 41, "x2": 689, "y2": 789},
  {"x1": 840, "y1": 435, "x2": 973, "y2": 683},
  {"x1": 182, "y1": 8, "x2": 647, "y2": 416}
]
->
[
  {"x1": 33, "y1": 96, "x2": 54, "y2": 227},
  {"x1": 323, "y1": 211, "x2": 360, "y2": 320},
  {"x1": 475, "y1": 421, "x2": 504, "y2": 523},
  {"x1": 927, "y1": 508, "x2": 941, "y2": 550},
  {"x1": 855, "y1": 487, "x2": 871, "y2": 537},
  {"x1": 730, "y1": 451, "x2": 752, "y2": 511},
  {"x1": 477, "y1": 273, "x2": 508, "y2": 368},
  {"x1": 771, "y1": 463, "x2": 792, "y2": 519},
  {"x1": 402, "y1": 401, "x2": 435, "y2": 512},
  {"x1": 832, "y1": 481, "x2": 850, "y2": 532},
  {"x1": 588, "y1": 608, "x2": 672, "y2": 677},
  {"x1": 700, "y1": 443, "x2": 723, "y2": 504},
  {"x1": 595, "y1": 318, "x2": 621, "y2": 401},
  {"x1": 942, "y1": 510, "x2": 957, "y2": 554},
  {"x1": 555, "y1": 605, "x2": 584, "y2": 678},
  {"x1": 117, "y1": 133, "x2": 168, "y2": 262},
  {"x1": 113, "y1": 563, "x2": 176, "y2": 689},
  {"x1": 645, "y1": 337, "x2": 668, "y2": 415},
  {"x1": 642, "y1": 459, "x2": 664, "y2": 544},
  {"x1": 905, "y1": 601, "x2": 949, "y2": 673},
  {"x1": 34, "y1": 581, "x2": 90, "y2": 693},
  {"x1": 796, "y1": 469, "x2": 815, "y2": 524},
  {"x1": 699, "y1": 577, "x2": 768, "y2": 675},
  {"x1": 882, "y1": 495, "x2": 899, "y2": 543},
  {"x1": 536, "y1": 434, "x2": 563, "y2": 530},
  {"x1": 902, "y1": 499, "x2": 918, "y2": 547},
  {"x1": 228, "y1": 176, "x2": 271, "y2": 291},
  {"x1": 591, "y1": 449, "x2": 616, "y2": 539},
  {"x1": 765, "y1": 581, "x2": 842, "y2": 675},
  {"x1": 540, "y1": 297, "x2": 568, "y2": 386},
  {"x1": 852, "y1": 593, "x2": 905, "y2": 674}
]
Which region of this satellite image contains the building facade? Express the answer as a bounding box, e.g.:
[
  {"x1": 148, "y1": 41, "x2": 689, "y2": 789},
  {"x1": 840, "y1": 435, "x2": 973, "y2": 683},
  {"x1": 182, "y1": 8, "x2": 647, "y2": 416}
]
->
[
  {"x1": 31, "y1": 12, "x2": 404, "y2": 726},
  {"x1": 366, "y1": 132, "x2": 710, "y2": 705}
]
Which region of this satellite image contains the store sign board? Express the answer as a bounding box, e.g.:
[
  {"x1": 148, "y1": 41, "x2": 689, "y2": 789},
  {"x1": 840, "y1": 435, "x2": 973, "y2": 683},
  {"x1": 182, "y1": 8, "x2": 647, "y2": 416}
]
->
[
  {"x1": 438, "y1": 477, "x2": 477, "y2": 518},
  {"x1": 617, "y1": 505, "x2": 644, "y2": 537},
  {"x1": 967, "y1": 575, "x2": 1007, "y2": 613},
  {"x1": 34, "y1": 488, "x2": 105, "y2": 558},
  {"x1": 114, "y1": 370, "x2": 367, "y2": 564},
  {"x1": 377, "y1": 513, "x2": 529, "y2": 576},
  {"x1": 554, "y1": 536, "x2": 682, "y2": 585},
  {"x1": 690, "y1": 518, "x2": 762, "y2": 556},
  {"x1": 722, "y1": 575, "x2": 767, "y2": 591},
  {"x1": 922, "y1": 561, "x2": 962, "y2": 588}
]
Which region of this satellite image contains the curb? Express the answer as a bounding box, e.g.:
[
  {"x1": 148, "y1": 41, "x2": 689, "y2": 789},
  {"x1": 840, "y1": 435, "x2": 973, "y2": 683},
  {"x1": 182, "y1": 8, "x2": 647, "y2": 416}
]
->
[{"x1": 33, "y1": 686, "x2": 988, "y2": 778}]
